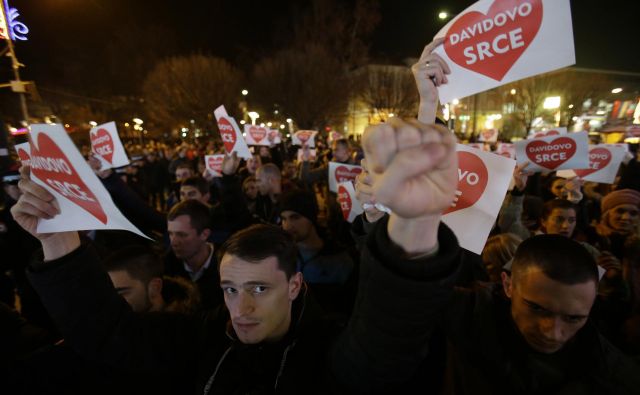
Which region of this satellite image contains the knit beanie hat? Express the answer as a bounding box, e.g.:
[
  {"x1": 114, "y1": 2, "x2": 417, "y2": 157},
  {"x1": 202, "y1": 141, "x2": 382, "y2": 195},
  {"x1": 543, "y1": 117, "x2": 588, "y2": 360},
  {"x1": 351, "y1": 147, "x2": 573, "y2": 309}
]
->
[
  {"x1": 279, "y1": 189, "x2": 319, "y2": 225},
  {"x1": 601, "y1": 189, "x2": 640, "y2": 214}
]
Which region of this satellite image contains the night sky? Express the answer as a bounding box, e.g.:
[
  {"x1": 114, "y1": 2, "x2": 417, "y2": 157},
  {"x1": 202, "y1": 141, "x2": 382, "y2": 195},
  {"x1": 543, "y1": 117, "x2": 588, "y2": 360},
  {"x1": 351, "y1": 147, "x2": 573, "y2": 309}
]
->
[{"x1": 6, "y1": 0, "x2": 640, "y2": 98}]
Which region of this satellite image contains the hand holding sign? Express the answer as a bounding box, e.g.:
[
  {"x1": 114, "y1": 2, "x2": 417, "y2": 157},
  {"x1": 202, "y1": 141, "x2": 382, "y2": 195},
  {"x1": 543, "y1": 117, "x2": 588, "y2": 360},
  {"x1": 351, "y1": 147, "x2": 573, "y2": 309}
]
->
[
  {"x1": 412, "y1": 38, "x2": 450, "y2": 123},
  {"x1": 363, "y1": 118, "x2": 458, "y2": 219}
]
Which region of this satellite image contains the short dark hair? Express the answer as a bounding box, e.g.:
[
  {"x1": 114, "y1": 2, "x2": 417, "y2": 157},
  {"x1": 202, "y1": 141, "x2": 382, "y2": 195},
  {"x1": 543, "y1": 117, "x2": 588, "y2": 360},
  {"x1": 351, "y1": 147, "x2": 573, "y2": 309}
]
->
[
  {"x1": 332, "y1": 138, "x2": 350, "y2": 151},
  {"x1": 176, "y1": 163, "x2": 193, "y2": 171},
  {"x1": 102, "y1": 246, "x2": 164, "y2": 284},
  {"x1": 218, "y1": 224, "x2": 298, "y2": 279},
  {"x1": 167, "y1": 200, "x2": 211, "y2": 234},
  {"x1": 181, "y1": 176, "x2": 209, "y2": 195},
  {"x1": 542, "y1": 199, "x2": 576, "y2": 220},
  {"x1": 512, "y1": 234, "x2": 598, "y2": 285}
]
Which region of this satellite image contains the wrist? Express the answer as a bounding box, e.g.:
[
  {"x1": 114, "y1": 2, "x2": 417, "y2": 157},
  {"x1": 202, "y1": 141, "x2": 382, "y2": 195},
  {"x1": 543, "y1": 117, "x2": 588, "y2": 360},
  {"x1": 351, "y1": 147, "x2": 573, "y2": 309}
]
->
[
  {"x1": 387, "y1": 214, "x2": 440, "y2": 256},
  {"x1": 42, "y1": 232, "x2": 81, "y2": 261}
]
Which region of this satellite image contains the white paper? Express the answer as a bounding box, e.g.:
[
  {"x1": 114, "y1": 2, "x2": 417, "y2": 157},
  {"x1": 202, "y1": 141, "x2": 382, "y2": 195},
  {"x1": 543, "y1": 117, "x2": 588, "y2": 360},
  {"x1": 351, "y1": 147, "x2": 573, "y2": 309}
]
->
[
  {"x1": 337, "y1": 181, "x2": 364, "y2": 223},
  {"x1": 214, "y1": 105, "x2": 252, "y2": 159},
  {"x1": 433, "y1": 0, "x2": 575, "y2": 103},
  {"x1": 243, "y1": 124, "x2": 271, "y2": 146},
  {"x1": 478, "y1": 128, "x2": 498, "y2": 142},
  {"x1": 268, "y1": 129, "x2": 282, "y2": 145},
  {"x1": 204, "y1": 154, "x2": 225, "y2": 177},
  {"x1": 495, "y1": 142, "x2": 515, "y2": 159},
  {"x1": 292, "y1": 130, "x2": 318, "y2": 147},
  {"x1": 556, "y1": 145, "x2": 626, "y2": 184},
  {"x1": 442, "y1": 144, "x2": 516, "y2": 254},
  {"x1": 328, "y1": 162, "x2": 363, "y2": 193},
  {"x1": 90, "y1": 121, "x2": 130, "y2": 169},
  {"x1": 25, "y1": 124, "x2": 148, "y2": 238},
  {"x1": 297, "y1": 148, "x2": 317, "y2": 163},
  {"x1": 514, "y1": 131, "x2": 589, "y2": 172},
  {"x1": 528, "y1": 127, "x2": 567, "y2": 139}
]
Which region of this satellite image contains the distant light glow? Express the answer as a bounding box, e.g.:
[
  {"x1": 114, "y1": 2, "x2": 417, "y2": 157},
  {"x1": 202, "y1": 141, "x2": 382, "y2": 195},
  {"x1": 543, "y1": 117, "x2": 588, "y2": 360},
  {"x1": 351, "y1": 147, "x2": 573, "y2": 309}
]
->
[
  {"x1": 438, "y1": 11, "x2": 448, "y2": 20},
  {"x1": 241, "y1": 89, "x2": 248, "y2": 96},
  {"x1": 543, "y1": 96, "x2": 561, "y2": 110},
  {"x1": 89, "y1": 121, "x2": 97, "y2": 126},
  {"x1": 611, "y1": 88, "x2": 623, "y2": 94}
]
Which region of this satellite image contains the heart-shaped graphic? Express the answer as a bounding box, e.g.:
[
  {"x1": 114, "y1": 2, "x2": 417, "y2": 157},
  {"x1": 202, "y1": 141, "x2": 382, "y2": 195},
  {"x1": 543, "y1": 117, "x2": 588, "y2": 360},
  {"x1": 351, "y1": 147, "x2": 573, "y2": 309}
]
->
[
  {"x1": 218, "y1": 117, "x2": 237, "y2": 153},
  {"x1": 526, "y1": 137, "x2": 576, "y2": 170},
  {"x1": 17, "y1": 148, "x2": 31, "y2": 166},
  {"x1": 207, "y1": 156, "x2": 224, "y2": 173},
  {"x1": 574, "y1": 147, "x2": 611, "y2": 178},
  {"x1": 444, "y1": 151, "x2": 489, "y2": 215},
  {"x1": 90, "y1": 128, "x2": 115, "y2": 163},
  {"x1": 534, "y1": 130, "x2": 559, "y2": 139},
  {"x1": 297, "y1": 131, "x2": 312, "y2": 143},
  {"x1": 444, "y1": 0, "x2": 543, "y2": 81},
  {"x1": 334, "y1": 165, "x2": 362, "y2": 184},
  {"x1": 337, "y1": 185, "x2": 352, "y2": 221},
  {"x1": 28, "y1": 133, "x2": 108, "y2": 224},
  {"x1": 249, "y1": 126, "x2": 267, "y2": 143},
  {"x1": 482, "y1": 129, "x2": 496, "y2": 140}
]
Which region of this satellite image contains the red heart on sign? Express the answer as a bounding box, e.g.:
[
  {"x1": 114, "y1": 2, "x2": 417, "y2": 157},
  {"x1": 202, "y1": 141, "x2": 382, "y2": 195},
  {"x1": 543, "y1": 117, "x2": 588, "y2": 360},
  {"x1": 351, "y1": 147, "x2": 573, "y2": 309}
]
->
[
  {"x1": 444, "y1": 0, "x2": 543, "y2": 81},
  {"x1": 335, "y1": 165, "x2": 362, "y2": 184},
  {"x1": 444, "y1": 151, "x2": 489, "y2": 215},
  {"x1": 297, "y1": 131, "x2": 312, "y2": 143},
  {"x1": 207, "y1": 155, "x2": 224, "y2": 174},
  {"x1": 28, "y1": 133, "x2": 108, "y2": 224},
  {"x1": 574, "y1": 147, "x2": 611, "y2": 178},
  {"x1": 526, "y1": 137, "x2": 576, "y2": 170},
  {"x1": 249, "y1": 126, "x2": 267, "y2": 143},
  {"x1": 90, "y1": 128, "x2": 115, "y2": 163},
  {"x1": 337, "y1": 185, "x2": 352, "y2": 221},
  {"x1": 218, "y1": 117, "x2": 237, "y2": 153},
  {"x1": 17, "y1": 148, "x2": 31, "y2": 166}
]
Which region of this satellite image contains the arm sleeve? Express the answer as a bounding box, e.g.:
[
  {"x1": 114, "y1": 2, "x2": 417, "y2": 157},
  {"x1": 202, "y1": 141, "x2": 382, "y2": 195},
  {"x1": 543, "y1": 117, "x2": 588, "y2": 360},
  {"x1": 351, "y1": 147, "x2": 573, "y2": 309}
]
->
[
  {"x1": 298, "y1": 161, "x2": 328, "y2": 188},
  {"x1": 497, "y1": 193, "x2": 531, "y2": 240},
  {"x1": 329, "y1": 216, "x2": 462, "y2": 392}
]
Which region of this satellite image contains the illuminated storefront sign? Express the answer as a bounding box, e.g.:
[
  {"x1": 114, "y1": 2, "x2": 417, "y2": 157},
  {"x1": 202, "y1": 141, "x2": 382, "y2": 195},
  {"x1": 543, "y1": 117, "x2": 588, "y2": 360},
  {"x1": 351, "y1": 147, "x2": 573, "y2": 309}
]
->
[{"x1": 1, "y1": 0, "x2": 29, "y2": 41}]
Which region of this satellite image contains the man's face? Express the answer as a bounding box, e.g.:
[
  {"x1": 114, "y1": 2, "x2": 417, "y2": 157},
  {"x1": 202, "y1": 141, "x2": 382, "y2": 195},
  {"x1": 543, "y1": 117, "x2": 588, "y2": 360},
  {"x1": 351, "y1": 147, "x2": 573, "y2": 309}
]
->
[
  {"x1": 243, "y1": 180, "x2": 258, "y2": 200},
  {"x1": 608, "y1": 204, "x2": 640, "y2": 233},
  {"x1": 180, "y1": 185, "x2": 209, "y2": 205},
  {"x1": 332, "y1": 142, "x2": 351, "y2": 163},
  {"x1": 542, "y1": 208, "x2": 577, "y2": 237},
  {"x1": 168, "y1": 215, "x2": 208, "y2": 261},
  {"x1": 505, "y1": 267, "x2": 596, "y2": 354},
  {"x1": 281, "y1": 210, "x2": 314, "y2": 243},
  {"x1": 255, "y1": 169, "x2": 271, "y2": 196},
  {"x1": 247, "y1": 155, "x2": 262, "y2": 173},
  {"x1": 108, "y1": 270, "x2": 152, "y2": 313},
  {"x1": 282, "y1": 162, "x2": 296, "y2": 179},
  {"x1": 175, "y1": 168, "x2": 193, "y2": 182},
  {"x1": 550, "y1": 179, "x2": 566, "y2": 198},
  {"x1": 220, "y1": 254, "x2": 302, "y2": 344}
]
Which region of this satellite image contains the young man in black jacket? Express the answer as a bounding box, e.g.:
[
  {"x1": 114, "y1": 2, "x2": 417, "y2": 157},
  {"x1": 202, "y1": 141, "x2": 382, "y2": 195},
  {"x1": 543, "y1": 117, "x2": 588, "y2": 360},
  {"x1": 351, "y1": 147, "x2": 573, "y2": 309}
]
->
[{"x1": 11, "y1": 118, "x2": 462, "y2": 394}]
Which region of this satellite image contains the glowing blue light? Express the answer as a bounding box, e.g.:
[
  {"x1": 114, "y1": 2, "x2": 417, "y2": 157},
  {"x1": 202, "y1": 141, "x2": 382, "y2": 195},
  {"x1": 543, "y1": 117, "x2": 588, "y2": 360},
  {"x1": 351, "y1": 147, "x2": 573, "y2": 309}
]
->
[{"x1": 4, "y1": 0, "x2": 29, "y2": 41}]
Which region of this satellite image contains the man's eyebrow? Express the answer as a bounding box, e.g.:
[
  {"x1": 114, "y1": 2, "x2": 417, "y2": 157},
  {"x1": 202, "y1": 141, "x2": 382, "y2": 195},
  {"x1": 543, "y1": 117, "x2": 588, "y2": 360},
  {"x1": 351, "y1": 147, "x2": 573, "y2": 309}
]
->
[
  {"x1": 522, "y1": 298, "x2": 551, "y2": 313},
  {"x1": 220, "y1": 280, "x2": 272, "y2": 287}
]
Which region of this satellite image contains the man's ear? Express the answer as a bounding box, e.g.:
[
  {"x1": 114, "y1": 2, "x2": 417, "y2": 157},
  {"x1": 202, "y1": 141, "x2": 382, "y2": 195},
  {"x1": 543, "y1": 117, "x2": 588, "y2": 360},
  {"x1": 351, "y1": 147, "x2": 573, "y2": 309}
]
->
[
  {"x1": 200, "y1": 228, "x2": 211, "y2": 241},
  {"x1": 147, "y1": 277, "x2": 164, "y2": 310},
  {"x1": 501, "y1": 272, "x2": 513, "y2": 298},
  {"x1": 288, "y1": 272, "x2": 303, "y2": 301}
]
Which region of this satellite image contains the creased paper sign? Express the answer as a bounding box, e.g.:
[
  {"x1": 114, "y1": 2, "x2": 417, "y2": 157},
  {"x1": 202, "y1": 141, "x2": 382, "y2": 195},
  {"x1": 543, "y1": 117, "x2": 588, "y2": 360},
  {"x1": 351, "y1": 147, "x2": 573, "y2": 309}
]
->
[
  {"x1": 514, "y1": 131, "x2": 589, "y2": 172},
  {"x1": 529, "y1": 127, "x2": 567, "y2": 139},
  {"x1": 243, "y1": 125, "x2": 271, "y2": 146},
  {"x1": 478, "y1": 128, "x2": 498, "y2": 142},
  {"x1": 442, "y1": 144, "x2": 516, "y2": 254},
  {"x1": 328, "y1": 162, "x2": 362, "y2": 193},
  {"x1": 268, "y1": 129, "x2": 282, "y2": 144},
  {"x1": 495, "y1": 142, "x2": 515, "y2": 159},
  {"x1": 556, "y1": 145, "x2": 626, "y2": 184},
  {"x1": 297, "y1": 148, "x2": 317, "y2": 163},
  {"x1": 214, "y1": 105, "x2": 252, "y2": 159},
  {"x1": 21, "y1": 124, "x2": 147, "y2": 238},
  {"x1": 292, "y1": 130, "x2": 318, "y2": 147},
  {"x1": 337, "y1": 181, "x2": 364, "y2": 223},
  {"x1": 15, "y1": 142, "x2": 31, "y2": 166},
  {"x1": 204, "y1": 154, "x2": 225, "y2": 177},
  {"x1": 90, "y1": 122, "x2": 130, "y2": 169},
  {"x1": 433, "y1": 0, "x2": 575, "y2": 103}
]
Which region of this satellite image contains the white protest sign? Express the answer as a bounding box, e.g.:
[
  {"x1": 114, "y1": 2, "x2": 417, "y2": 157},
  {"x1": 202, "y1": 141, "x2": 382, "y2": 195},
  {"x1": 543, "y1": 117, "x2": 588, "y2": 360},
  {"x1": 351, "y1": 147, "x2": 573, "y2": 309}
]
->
[
  {"x1": 495, "y1": 142, "x2": 515, "y2": 159},
  {"x1": 442, "y1": 144, "x2": 516, "y2": 254},
  {"x1": 90, "y1": 122, "x2": 130, "y2": 169},
  {"x1": 14, "y1": 142, "x2": 31, "y2": 166},
  {"x1": 433, "y1": 0, "x2": 575, "y2": 104},
  {"x1": 214, "y1": 105, "x2": 252, "y2": 159},
  {"x1": 528, "y1": 127, "x2": 567, "y2": 139},
  {"x1": 292, "y1": 130, "x2": 318, "y2": 147},
  {"x1": 467, "y1": 143, "x2": 489, "y2": 151},
  {"x1": 514, "y1": 131, "x2": 589, "y2": 172},
  {"x1": 478, "y1": 128, "x2": 498, "y2": 142},
  {"x1": 328, "y1": 131, "x2": 344, "y2": 144},
  {"x1": 21, "y1": 124, "x2": 147, "y2": 238},
  {"x1": 204, "y1": 154, "x2": 225, "y2": 177},
  {"x1": 337, "y1": 181, "x2": 364, "y2": 223},
  {"x1": 297, "y1": 148, "x2": 317, "y2": 163},
  {"x1": 556, "y1": 145, "x2": 626, "y2": 184},
  {"x1": 268, "y1": 129, "x2": 282, "y2": 145},
  {"x1": 328, "y1": 162, "x2": 363, "y2": 193},
  {"x1": 243, "y1": 124, "x2": 271, "y2": 146}
]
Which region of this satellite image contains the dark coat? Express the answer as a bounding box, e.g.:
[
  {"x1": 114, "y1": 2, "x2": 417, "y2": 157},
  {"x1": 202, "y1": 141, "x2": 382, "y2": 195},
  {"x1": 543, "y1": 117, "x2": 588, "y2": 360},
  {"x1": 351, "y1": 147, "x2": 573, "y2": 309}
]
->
[
  {"x1": 26, "y1": 218, "x2": 462, "y2": 394},
  {"x1": 164, "y1": 249, "x2": 223, "y2": 311}
]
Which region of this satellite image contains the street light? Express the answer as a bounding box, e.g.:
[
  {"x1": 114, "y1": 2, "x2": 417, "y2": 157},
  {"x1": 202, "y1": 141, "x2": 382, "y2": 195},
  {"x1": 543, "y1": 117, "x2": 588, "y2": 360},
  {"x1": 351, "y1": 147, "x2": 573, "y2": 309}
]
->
[
  {"x1": 241, "y1": 89, "x2": 249, "y2": 96},
  {"x1": 611, "y1": 88, "x2": 623, "y2": 94},
  {"x1": 510, "y1": 89, "x2": 517, "y2": 95},
  {"x1": 438, "y1": 11, "x2": 449, "y2": 20},
  {"x1": 89, "y1": 121, "x2": 97, "y2": 127},
  {"x1": 543, "y1": 96, "x2": 561, "y2": 110},
  {"x1": 133, "y1": 118, "x2": 143, "y2": 125},
  {"x1": 286, "y1": 118, "x2": 292, "y2": 123},
  {"x1": 248, "y1": 111, "x2": 260, "y2": 125}
]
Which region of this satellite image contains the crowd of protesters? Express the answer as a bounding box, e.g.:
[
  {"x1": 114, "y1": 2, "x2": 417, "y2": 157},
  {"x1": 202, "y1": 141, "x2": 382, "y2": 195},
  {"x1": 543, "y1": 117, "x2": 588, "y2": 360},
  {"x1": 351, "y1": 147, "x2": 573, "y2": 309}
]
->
[{"x1": 1, "y1": 39, "x2": 640, "y2": 394}]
